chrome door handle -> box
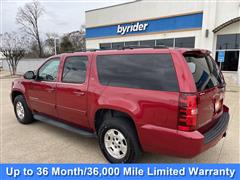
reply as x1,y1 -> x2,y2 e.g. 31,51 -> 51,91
199,92 -> 205,96
29,97 -> 39,101
73,91 -> 85,96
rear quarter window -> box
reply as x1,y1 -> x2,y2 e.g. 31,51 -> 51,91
96,54 -> 179,91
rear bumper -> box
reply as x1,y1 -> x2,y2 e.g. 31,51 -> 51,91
203,112 -> 229,144
139,106 -> 230,158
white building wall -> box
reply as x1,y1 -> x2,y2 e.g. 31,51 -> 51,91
215,1 -> 240,27
86,0 -> 204,28
86,0 -> 240,52
86,0 -> 240,75
216,21 -> 240,35
199,1 -> 217,52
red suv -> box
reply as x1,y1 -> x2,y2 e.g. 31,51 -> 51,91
11,48 -> 229,163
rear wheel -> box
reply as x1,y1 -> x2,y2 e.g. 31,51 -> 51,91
98,116 -> 142,163
14,95 -> 34,124
104,128 -> 128,160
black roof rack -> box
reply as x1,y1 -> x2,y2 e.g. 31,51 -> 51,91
74,45 -> 168,52
118,45 -> 168,50
75,48 -> 100,52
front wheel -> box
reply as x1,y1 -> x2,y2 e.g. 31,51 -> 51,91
14,95 -> 34,124
98,117 -> 142,163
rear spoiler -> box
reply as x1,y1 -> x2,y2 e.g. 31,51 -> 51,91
183,49 -> 211,56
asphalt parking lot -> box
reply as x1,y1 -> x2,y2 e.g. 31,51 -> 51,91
0,71 -> 239,163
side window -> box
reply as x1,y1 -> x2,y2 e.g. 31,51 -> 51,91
62,56 -> 88,84
38,58 -> 60,81
96,54 -> 179,91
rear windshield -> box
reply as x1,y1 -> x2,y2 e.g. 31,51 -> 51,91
184,53 -> 224,91
96,54 -> 179,91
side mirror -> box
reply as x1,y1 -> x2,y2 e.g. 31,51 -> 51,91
23,71 -> 35,79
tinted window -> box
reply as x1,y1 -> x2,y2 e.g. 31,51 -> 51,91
140,40 -> 155,47
175,37 -> 195,48
112,42 -> 124,49
216,34 -> 240,50
62,56 -> 88,83
97,54 -> 179,91
100,43 -> 111,50
125,41 -> 139,46
184,54 -> 223,91
215,51 -> 239,71
156,38 -> 174,47
38,58 -> 60,81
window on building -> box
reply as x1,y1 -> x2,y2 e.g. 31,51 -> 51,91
216,34 -> 240,50
175,37 -> 195,48
215,51 -> 239,71
125,41 -> 139,46
140,40 -> 155,47
62,56 -> 88,83
96,54 -> 179,91
156,38 -> 174,47
99,36 -> 196,50
112,42 -> 124,49
100,43 -> 111,50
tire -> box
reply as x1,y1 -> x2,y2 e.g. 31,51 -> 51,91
14,95 -> 34,124
98,115 -> 142,163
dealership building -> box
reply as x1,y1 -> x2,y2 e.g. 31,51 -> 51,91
85,0 -> 240,72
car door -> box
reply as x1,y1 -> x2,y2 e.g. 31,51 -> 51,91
56,55 -> 89,127
28,58 -> 60,117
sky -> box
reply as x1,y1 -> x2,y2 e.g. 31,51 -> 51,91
1,0 -> 132,36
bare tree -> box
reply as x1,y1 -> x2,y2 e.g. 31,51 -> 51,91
16,0 -> 44,57
67,25 -> 86,51
0,32 -> 29,75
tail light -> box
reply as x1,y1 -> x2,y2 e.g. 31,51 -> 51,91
178,93 -> 198,131
215,99 -> 223,113
214,91 -> 224,113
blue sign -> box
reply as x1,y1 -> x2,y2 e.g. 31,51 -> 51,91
0,164 -> 239,179
218,51 -> 225,63
86,12 -> 203,39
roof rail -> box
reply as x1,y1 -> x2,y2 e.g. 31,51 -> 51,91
75,48 -> 100,52
74,45 -> 169,52
119,45 -> 168,50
